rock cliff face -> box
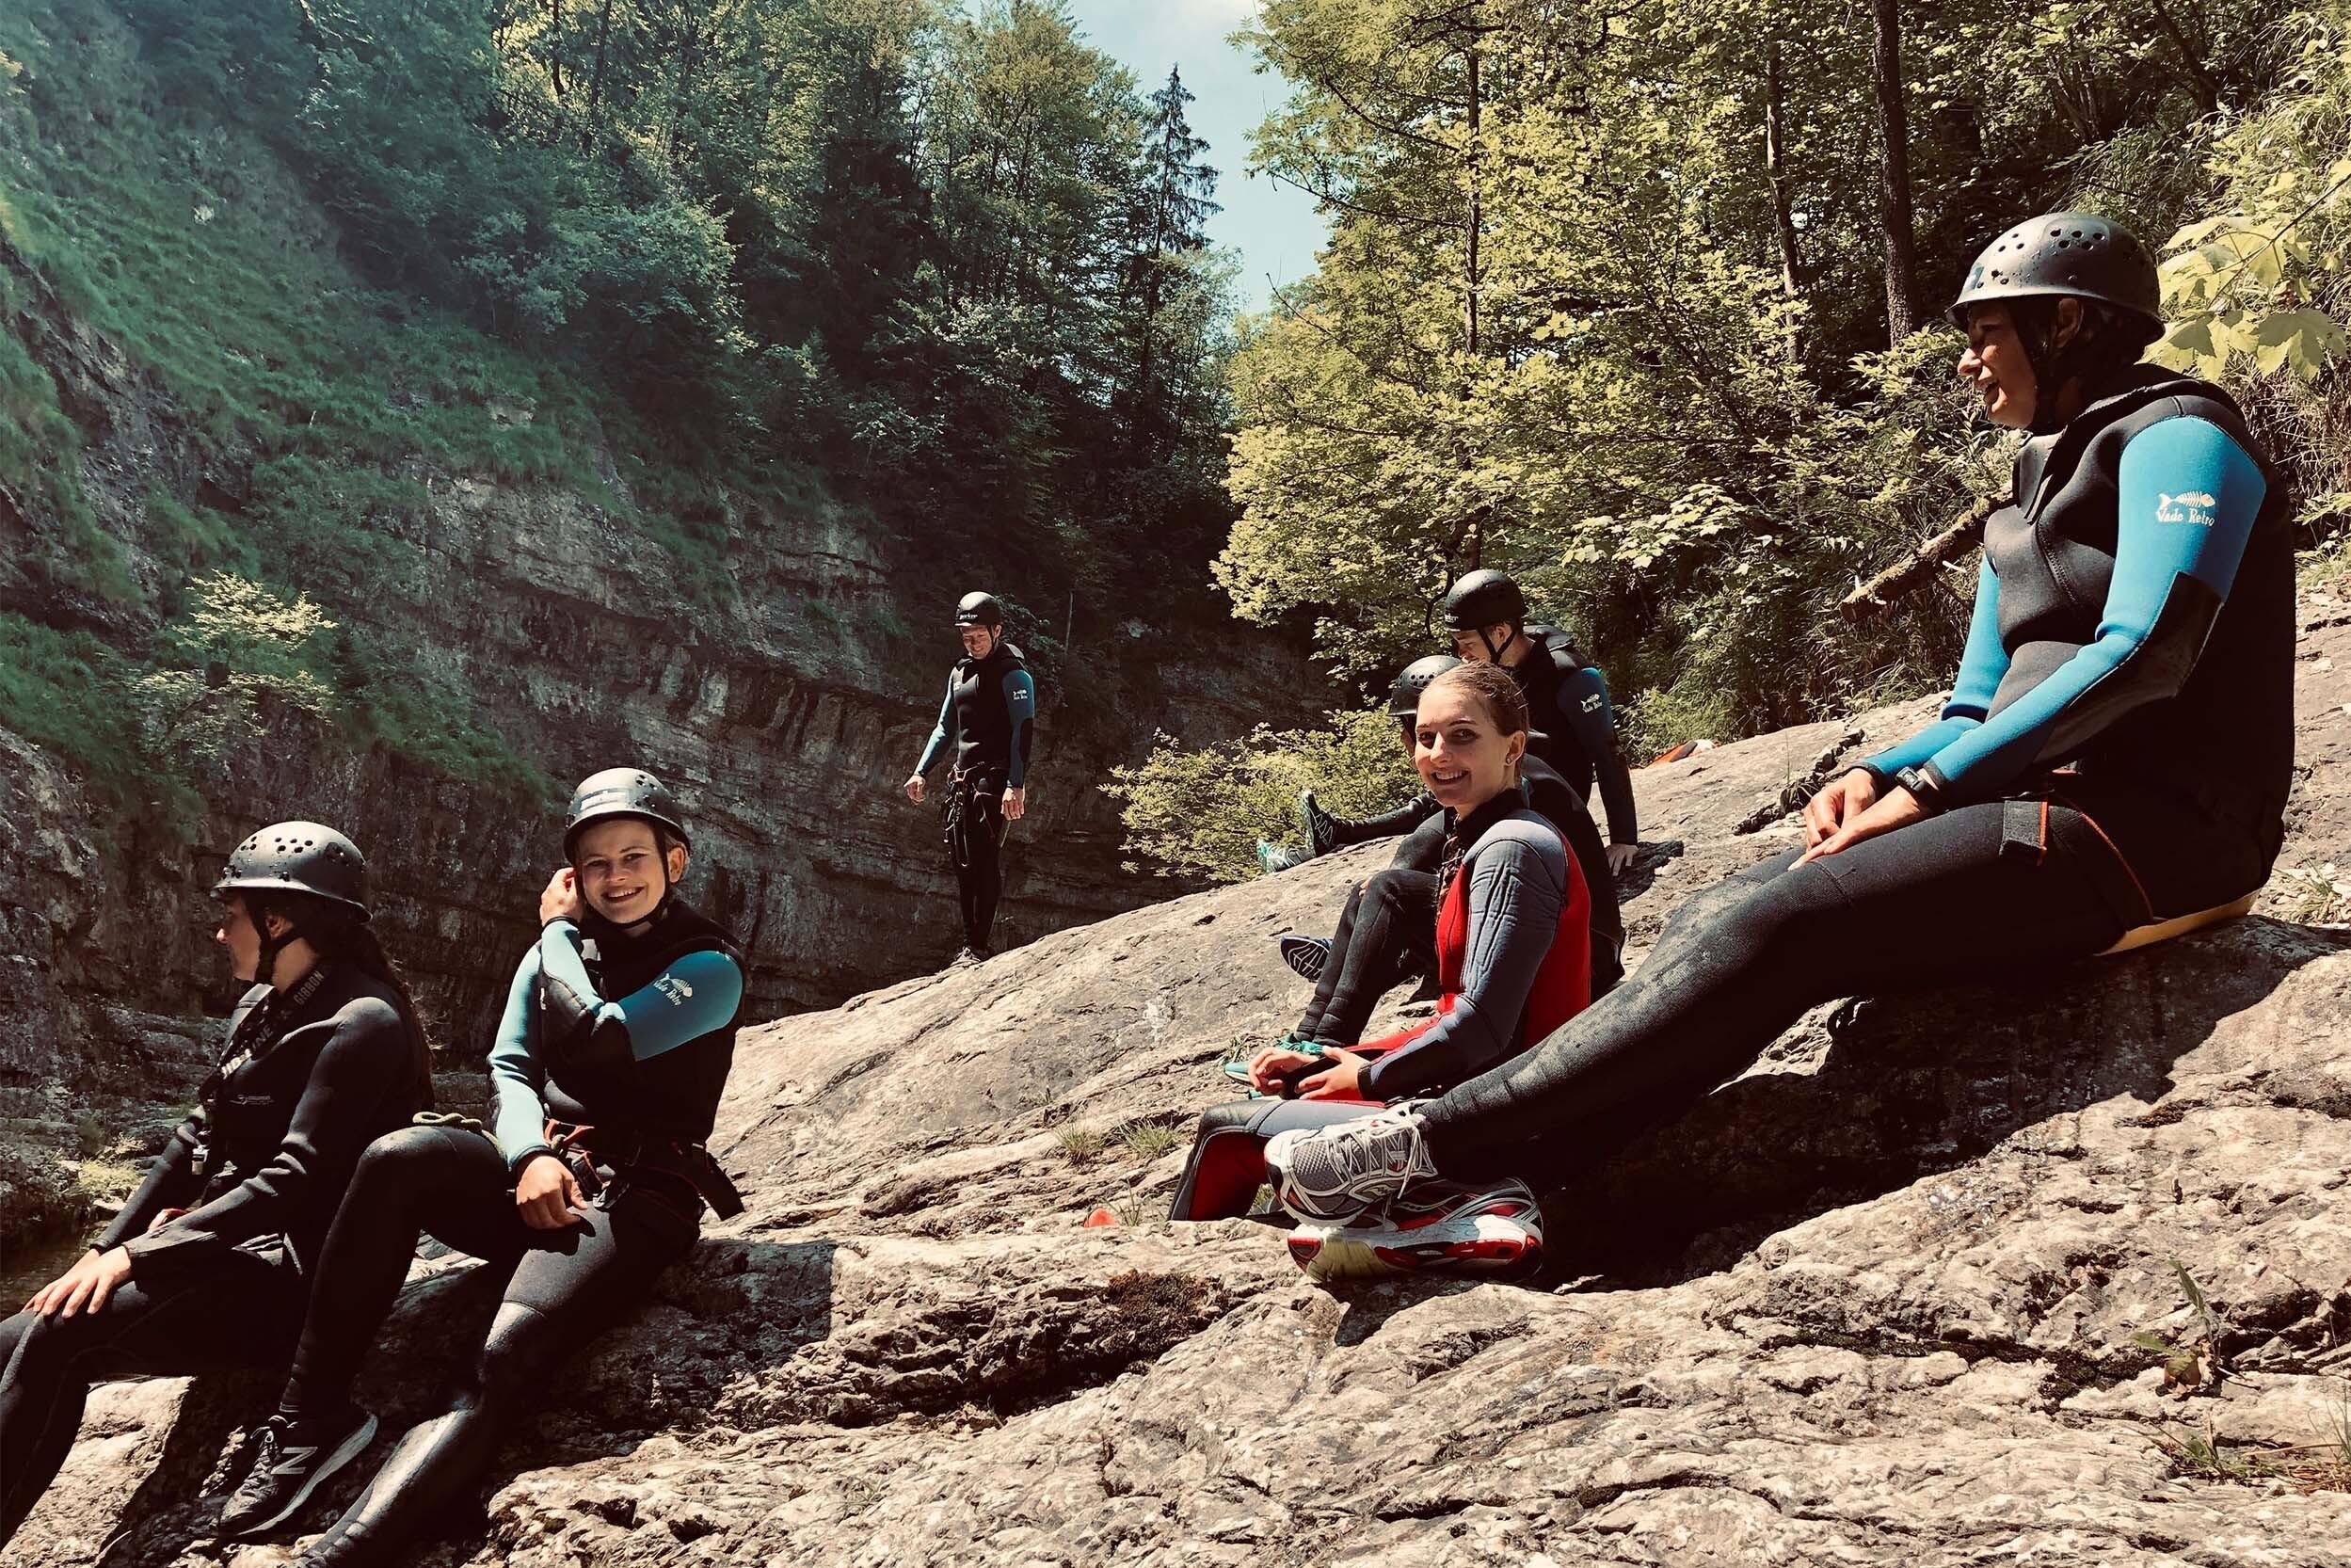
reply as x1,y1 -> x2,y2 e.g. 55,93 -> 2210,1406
8,605 -> 2347,1568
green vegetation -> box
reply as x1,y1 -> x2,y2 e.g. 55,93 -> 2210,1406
1105,709 -> 1415,882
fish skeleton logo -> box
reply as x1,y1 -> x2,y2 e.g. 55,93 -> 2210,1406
2155,490 -> 2218,527
656,975 -> 696,1005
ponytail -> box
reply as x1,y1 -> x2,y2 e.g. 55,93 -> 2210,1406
264,896 -> 437,1110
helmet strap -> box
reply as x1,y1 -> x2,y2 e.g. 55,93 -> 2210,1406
1480,625 -> 1519,664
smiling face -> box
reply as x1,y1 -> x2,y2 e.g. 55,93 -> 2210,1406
574,818 -> 688,927
1413,680 -> 1527,813
959,623 -> 998,659
1957,302 -> 2039,429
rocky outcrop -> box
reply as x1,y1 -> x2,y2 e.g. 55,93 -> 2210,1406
8,608 -> 2347,1567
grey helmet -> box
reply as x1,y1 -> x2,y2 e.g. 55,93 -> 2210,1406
214,822 -> 370,920
564,768 -> 691,859
1949,212 -> 2161,335
1387,654 -> 1464,721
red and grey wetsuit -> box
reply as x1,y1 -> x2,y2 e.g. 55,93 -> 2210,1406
1172,794 -> 1591,1221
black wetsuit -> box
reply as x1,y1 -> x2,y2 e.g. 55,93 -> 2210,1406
1414,369 -> 2295,1191
278,903 -> 744,1568
0,968 -> 426,1546
1294,759 -> 1626,1051
1513,628 -> 1639,853
914,641 -> 1038,955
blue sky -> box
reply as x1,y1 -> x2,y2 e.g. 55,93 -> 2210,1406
1064,0 -> 1329,312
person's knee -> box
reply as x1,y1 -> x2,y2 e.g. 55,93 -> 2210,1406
472,1301 -> 560,1406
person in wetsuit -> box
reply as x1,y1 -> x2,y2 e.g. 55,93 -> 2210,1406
213,769 -> 747,1558
1264,211 -> 2295,1228
1174,664 -> 1591,1279
0,824 -> 431,1549
904,591 -> 1039,963
1272,655 -> 1627,1000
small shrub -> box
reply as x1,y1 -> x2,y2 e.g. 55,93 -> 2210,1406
1120,1123 -> 1182,1162
1054,1126 -> 1104,1162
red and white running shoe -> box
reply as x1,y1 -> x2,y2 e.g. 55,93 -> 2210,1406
1284,1178 -> 1543,1282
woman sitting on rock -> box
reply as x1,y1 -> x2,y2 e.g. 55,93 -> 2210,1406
212,769 -> 747,1562
1263,213 -> 2295,1241
0,824 -> 432,1549
1172,662 -> 1591,1278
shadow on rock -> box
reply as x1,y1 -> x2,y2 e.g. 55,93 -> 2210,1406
1550,917 -> 2350,1288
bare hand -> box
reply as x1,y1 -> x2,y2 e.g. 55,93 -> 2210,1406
1803,769 -> 1880,848
1797,786 -> 1929,866
1297,1048 -> 1370,1101
1605,841 -> 1639,876
904,774 -> 926,805
1247,1047 -> 1322,1096
145,1206 -> 190,1234
539,867 -> 582,926
1003,785 -> 1027,823
25,1247 -> 133,1318
515,1153 -> 588,1230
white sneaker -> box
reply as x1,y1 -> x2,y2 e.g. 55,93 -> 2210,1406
1265,1103 -> 1437,1222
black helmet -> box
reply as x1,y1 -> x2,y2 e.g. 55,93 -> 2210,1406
213,822 -> 371,920
1441,569 -> 1527,632
564,768 -> 691,859
955,591 -> 1005,629
1949,212 -> 2161,334
1387,654 -> 1464,721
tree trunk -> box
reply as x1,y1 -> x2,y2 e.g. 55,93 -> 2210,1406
1763,42 -> 1803,312
1869,0 -> 1922,343
1463,31 -> 1481,360
586,0 -> 616,128
549,0 -> 565,101
2142,0 -> 2222,115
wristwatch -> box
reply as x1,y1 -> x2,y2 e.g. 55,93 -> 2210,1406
1893,764 -> 1948,813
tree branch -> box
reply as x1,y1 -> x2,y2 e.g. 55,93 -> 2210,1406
1836,491 -> 2007,623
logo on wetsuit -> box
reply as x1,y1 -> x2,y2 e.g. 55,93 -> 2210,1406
2155,490 -> 2217,528
1579,692 -> 1604,713
655,974 -> 696,1005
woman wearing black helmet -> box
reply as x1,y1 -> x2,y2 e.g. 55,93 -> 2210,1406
211,769 -> 746,1560
0,824 -> 431,1548
1263,212 -> 2295,1235
904,590 -> 1040,963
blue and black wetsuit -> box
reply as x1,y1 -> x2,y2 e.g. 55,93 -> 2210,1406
1402,367 -> 2294,1191
0,968 -> 426,1546
269,904 -> 744,1568
913,639 -> 1038,955
1516,628 -> 1639,854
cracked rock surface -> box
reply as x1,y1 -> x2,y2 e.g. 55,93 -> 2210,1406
8,616 -> 2349,1567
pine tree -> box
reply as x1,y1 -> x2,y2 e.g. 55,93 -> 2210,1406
1119,66 -> 1220,455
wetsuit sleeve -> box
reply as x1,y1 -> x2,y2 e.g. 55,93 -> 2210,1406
1859,558 -> 2009,781
1360,824 -> 1573,1102
1002,667 -> 1037,788
536,920 -> 744,1065
488,949 -> 555,1172
1561,665 -> 1638,844
90,1121 -> 203,1253
1914,417 -> 2266,804
1333,793 -> 1441,849
914,675 -> 953,777
120,999 -> 408,1274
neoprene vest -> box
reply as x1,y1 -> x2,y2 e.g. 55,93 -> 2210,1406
946,642 -> 1030,781
542,902 -> 744,1145
1991,369 -> 2295,907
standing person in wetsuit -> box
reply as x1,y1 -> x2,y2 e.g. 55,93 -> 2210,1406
1173,664 -> 1591,1278
903,591 -> 1039,963
0,825 -> 431,1548
1265,212 -> 2295,1232
213,769 -> 747,1559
